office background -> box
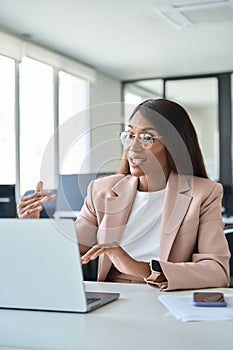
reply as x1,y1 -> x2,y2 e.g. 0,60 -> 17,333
0,0 -> 233,213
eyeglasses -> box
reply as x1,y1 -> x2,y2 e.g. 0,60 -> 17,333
118,131 -> 161,149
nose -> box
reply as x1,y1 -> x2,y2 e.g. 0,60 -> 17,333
129,135 -> 143,151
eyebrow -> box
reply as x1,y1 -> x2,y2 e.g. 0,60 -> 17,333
128,124 -> 157,132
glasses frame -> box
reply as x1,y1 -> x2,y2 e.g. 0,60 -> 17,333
118,131 -> 161,149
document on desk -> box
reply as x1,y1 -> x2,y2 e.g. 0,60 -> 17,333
158,294 -> 233,322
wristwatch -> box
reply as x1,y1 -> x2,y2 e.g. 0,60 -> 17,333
151,259 -> 162,273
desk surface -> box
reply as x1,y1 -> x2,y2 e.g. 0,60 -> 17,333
0,282 -> 232,350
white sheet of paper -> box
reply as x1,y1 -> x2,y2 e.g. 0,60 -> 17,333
158,294 -> 233,322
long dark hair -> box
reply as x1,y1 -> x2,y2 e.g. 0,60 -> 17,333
118,98 -> 208,178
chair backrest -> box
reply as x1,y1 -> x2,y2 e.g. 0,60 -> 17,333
0,185 -> 17,218
222,185 -> 233,217
23,190 -> 57,218
224,225 -> 233,286
55,173 -> 110,212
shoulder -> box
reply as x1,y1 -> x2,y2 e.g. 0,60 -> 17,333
169,172 -> 223,198
193,176 -> 222,194
87,173 -> 135,193
95,173 -> 126,183
93,173 -> 127,188
86,174 -> 137,208
189,176 -> 223,205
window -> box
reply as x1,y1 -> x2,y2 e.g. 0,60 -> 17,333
0,36 -> 92,199
232,73 -> 233,175
18,59 -> 90,195
0,55 -> 16,184
19,57 -> 54,195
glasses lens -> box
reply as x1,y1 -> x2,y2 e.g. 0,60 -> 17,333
138,134 -> 153,149
120,132 -> 132,145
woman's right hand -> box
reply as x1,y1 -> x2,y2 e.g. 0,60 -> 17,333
17,181 -> 56,219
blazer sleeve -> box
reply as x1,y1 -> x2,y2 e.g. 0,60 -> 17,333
146,182 -> 231,291
75,180 -> 98,248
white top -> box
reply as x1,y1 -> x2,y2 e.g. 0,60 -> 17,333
120,189 -> 166,262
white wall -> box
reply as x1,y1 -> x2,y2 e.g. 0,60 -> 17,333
89,71 -> 123,173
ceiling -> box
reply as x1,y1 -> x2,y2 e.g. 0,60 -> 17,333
0,0 -> 233,81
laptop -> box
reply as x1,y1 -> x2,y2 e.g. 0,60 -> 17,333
54,173 -> 109,218
0,218 -> 119,313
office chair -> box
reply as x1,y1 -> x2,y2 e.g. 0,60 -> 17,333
56,173 -> 111,214
23,189 -> 57,218
0,184 -> 17,218
224,225 -> 233,287
222,185 -> 233,217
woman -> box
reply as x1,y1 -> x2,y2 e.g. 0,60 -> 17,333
18,99 -> 230,291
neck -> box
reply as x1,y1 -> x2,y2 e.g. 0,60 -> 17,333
138,170 -> 169,192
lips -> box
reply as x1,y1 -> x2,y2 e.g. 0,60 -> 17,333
128,151 -> 146,166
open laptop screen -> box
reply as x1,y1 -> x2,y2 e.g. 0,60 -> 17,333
0,218 -> 119,313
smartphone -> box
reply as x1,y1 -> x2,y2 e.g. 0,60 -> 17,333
193,292 -> 227,307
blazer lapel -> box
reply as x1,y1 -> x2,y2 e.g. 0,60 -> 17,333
98,172 -> 193,279
160,173 -> 193,261
97,175 -> 138,281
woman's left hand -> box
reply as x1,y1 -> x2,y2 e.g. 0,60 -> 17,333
80,242 -> 151,279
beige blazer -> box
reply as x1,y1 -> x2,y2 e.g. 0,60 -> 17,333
76,172 -> 230,291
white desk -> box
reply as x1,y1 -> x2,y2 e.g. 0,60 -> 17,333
0,282 -> 232,350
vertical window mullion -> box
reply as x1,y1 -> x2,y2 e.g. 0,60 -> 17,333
15,60 -> 20,202
53,68 -> 59,189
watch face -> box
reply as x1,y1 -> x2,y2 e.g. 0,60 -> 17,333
152,260 -> 162,272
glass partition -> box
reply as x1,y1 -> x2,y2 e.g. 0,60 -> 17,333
165,78 -> 219,180
124,79 -> 163,123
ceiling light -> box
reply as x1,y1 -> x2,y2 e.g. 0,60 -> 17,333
152,0 -> 233,29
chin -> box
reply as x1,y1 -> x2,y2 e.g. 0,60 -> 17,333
129,166 -> 144,177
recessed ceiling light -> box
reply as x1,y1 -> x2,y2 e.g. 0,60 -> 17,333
152,0 -> 233,29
